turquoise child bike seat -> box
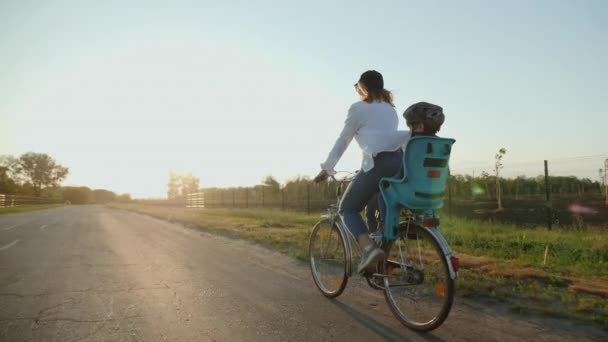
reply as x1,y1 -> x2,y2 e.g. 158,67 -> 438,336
379,136 -> 456,240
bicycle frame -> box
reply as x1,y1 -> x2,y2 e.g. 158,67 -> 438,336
322,174 -> 457,280
320,175 -> 366,277
321,205 -> 359,277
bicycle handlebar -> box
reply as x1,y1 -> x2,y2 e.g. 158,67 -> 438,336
328,171 -> 357,198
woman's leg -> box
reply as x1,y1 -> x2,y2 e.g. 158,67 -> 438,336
339,150 -> 403,241
339,171 -> 378,239
365,193 -> 380,232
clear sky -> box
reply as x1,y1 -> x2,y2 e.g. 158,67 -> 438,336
1,0 -> 607,198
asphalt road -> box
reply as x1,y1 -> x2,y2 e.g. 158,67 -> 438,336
0,206 -> 606,341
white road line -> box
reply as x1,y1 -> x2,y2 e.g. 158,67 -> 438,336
3,225 -> 18,231
40,225 -> 48,230
0,239 -> 19,251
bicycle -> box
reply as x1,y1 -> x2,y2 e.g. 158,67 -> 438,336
309,136 -> 458,332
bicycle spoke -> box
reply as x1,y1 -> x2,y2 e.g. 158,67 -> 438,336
309,219 -> 348,298
383,224 -> 454,331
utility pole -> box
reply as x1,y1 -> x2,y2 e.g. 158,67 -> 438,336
604,159 -> 608,207
306,182 -> 311,214
544,160 -> 551,230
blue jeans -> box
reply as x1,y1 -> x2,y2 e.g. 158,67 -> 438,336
339,150 -> 403,238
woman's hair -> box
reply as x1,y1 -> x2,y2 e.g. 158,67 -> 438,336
358,70 -> 395,107
361,85 -> 395,107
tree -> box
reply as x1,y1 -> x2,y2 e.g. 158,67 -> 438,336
514,175 -> 526,199
180,173 -> 200,195
12,152 -> 68,196
262,175 -> 281,192
91,189 -> 117,203
494,148 -> 507,211
167,172 -> 200,199
600,168 -> 604,196
0,166 -> 18,194
167,172 -> 181,199
40,186 -> 62,199
479,171 -> 491,198
117,193 -> 132,202
62,186 -> 91,204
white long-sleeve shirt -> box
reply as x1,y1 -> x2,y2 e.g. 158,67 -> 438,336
321,101 -> 409,175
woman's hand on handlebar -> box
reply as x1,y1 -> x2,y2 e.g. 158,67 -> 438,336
313,170 -> 330,183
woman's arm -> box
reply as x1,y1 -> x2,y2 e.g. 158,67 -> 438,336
319,107 -> 359,176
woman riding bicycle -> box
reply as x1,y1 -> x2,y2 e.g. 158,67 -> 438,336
313,70 -> 405,274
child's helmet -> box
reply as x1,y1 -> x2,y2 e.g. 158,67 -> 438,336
403,102 -> 445,132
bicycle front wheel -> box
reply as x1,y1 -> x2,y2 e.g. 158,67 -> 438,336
383,223 -> 454,331
309,218 -> 348,298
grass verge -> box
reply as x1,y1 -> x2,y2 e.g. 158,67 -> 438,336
108,203 -> 608,330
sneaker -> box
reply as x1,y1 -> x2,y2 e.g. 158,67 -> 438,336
357,246 -> 385,274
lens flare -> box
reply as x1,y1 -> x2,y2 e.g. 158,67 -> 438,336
568,204 -> 598,215
471,184 -> 484,195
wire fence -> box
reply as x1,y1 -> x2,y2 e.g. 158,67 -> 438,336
138,183 -> 607,228
138,187 -> 335,212
139,156 -> 608,228
451,153 -> 608,181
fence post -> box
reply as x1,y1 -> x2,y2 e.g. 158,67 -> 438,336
262,186 -> 265,208
307,182 -> 311,214
245,189 -> 248,208
544,160 -> 552,230
604,159 -> 608,207
281,189 -> 285,210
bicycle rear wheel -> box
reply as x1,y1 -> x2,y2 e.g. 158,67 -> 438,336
309,219 -> 348,298
382,223 -> 454,331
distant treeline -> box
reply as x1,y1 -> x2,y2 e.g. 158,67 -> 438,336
1,152 -> 131,204
205,174 -> 604,199
1,184 -> 132,205
448,174 -> 602,199
61,187 -> 132,204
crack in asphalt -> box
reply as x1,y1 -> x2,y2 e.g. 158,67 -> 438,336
0,272 -> 22,287
0,315 -> 142,324
0,293 -> 25,298
34,300 -> 75,323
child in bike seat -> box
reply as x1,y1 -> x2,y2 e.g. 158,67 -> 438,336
368,102 -> 446,238
403,101 -> 445,139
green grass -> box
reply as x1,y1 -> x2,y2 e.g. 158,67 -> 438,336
109,204 -> 608,278
0,204 -> 65,215
109,203 -> 608,330
456,269 -> 608,329
439,216 -> 608,278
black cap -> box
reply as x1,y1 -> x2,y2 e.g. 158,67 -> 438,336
358,70 -> 384,91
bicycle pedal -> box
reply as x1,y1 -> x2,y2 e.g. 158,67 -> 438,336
361,269 -> 374,277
